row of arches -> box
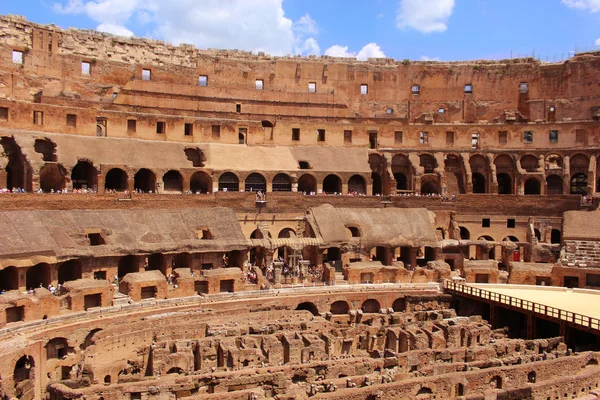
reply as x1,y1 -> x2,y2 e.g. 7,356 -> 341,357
296,298 -> 406,316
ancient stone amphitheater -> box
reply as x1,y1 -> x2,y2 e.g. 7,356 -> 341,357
2,14 -> 600,400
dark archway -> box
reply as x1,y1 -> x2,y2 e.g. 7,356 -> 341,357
394,172 -> 408,191
497,173 -> 512,194
524,178 -> 541,195
421,181 -> 439,195
163,170 -> 183,193
40,163 -> 66,192
134,169 -> 156,193
330,300 -> 350,314
26,263 -> 51,289
459,227 -> 470,240
546,175 -> 563,195
245,172 -> 266,192
571,173 -> 588,195
190,171 -> 211,193
371,172 -> 382,195
14,355 -> 35,386
392,298 -> 406,312
58,260 -> 82,284
118,255 -> 138,279
348,174 -> 366,194
71,161 -> 97,190
0,266 -> 19,291
1,136 -> 33,191
296,302 -> 319,316
323,174 -> 342,194
361,299 -> 381,313
472,172 -> 486,193
551,229 -> 561,244
272,173 -> 292,192
298,174 -> 317,193
104,168 -> 127,191
218,172 -> 239,192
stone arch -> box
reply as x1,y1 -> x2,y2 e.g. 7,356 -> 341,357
497,173 -> 513,194
419,153 -> 437,173
298,174 -> 317,193
546,175 -> 563,195
14,355 -> 35,387
330,300 -> 350,314
472,172 -> 487,194
26,263 -> 51,289
348,174 -> 366,194
104,168 -> 127,191
118,255 -> 139,279
40,163 -> 67,192
421,175 -> 440,194
278,228 -> 296,239
520,154 -> 540,172
346,225 -> 361,238
244,172 -> 266,192
296,302 -> 319,316
392,154 -> 412,191
444,153 -> 466,194
459,227 -> 470,240
524,177 -> 541,195
1,136 -> 33,191
545,154 -> 563,170
0,266 -> 19,291
491,375 -> 502,389
527,371 -> 536,383
272,173 -> 292,192
190,171 -> 211,193
184,147 -> 204,167
34,138 -> 57,162
392,298 -> 406,312
46,337 -> 71,359
134,168 -> 156,193
571,173 -> 588,195
361,299 -> 381,313
58,259 -> 82,284
570,153 -> 590,175
71,161 -> 98,190
163,170 -> 183,193
323,174 -> 342,194
470,155 -> 489,193
218,172 -> 239,192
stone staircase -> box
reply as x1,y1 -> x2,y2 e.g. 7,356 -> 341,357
112,290 -> 132,307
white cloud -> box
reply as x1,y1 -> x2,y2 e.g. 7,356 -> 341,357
52,0 -> 320,56
324,43 -> 386,60
396,0 -> 455,33
561,0 -> 600,12
420,55 -> 441,61
376,13 -> 384,19
596,37 -> 600,46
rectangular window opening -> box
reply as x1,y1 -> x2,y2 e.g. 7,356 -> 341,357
199,75 -> 208,87
94,271 -> 107,280
292,128 -> 300,141
141,69 -> 151,81
394,131 -> 403,144
482,218 -> 490,228
419,131 -> 428,144
198,229 -> 212,240
317,129 -> 325,142
235,104 -> 241,113
156,121 -> 166,134
519,82 -> 529,93
212,125 -> 221,138
87,233 -> 105,246
127,119 -> 137,133
343,130 -> 352,144
255,79 -> 264,90
549,130 -> 559,143
360,84 -> 368,95
308,82 -> 316,93
33,111 -> 44,125
446,131 -> 454,145
464,84 -> 473,94
66,114 -> 77,127
184,123 -> 193,136
471,133 -> 480,149
411,84 -> 420,95
386,108 -> 393,114
0,107 -> 8,120
507,219 -> 516,228
369,131 -> 378,149
12,50 -> 23,64
524,131 -> 533,144
438,108 -> 446,114
499,131 -> 508,144
81,61 -> 91,75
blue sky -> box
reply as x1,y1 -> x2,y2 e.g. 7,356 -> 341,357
1,0 -> 599,62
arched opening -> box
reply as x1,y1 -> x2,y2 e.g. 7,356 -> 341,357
278,228 -> 296,239
419,154 -> 437,173
323,174 -> 342,194
346,226 -> 360,238
0,266 -> 19,291
104,375 -> 111,384
26,263 -> 51,289
394,172 -> 408,191
520,155 -> 539,172
1,136 -> 33,191
272,173 -> 292,192
163,170 -> 183,193
330,300 -> 349,315
545,154 -> 563,170
118,255 -> 138,279
250,229 -> 265,239
81,328 -> 103,350
416,387 -> 433,396
456,383 -> 465,396
361,299 -> 381,313
524,178 -> 541,195
34,138 -> 57,161
147,254 -> 166,275
371,172 -> 382,195
421,181 -> 439,195
46,338 -> 71,359
477,236 -> 495,260
14,355 -> 35,385
167,367 -> 183,375
472,172 -> 486,193
571,173 -> 588,195
504,236 -> 519,243
551,229 -> 561,244
71,161 -> 97,190
459,227 -> 470,240
491,376 -> 502,389
497,173 -> 512,194
244,172 -> 266,192
298,174 -> 317,193
134,169 -> 156,193
392,298 -> 406,312
40,163 -> 66,192
104,168 -> 127,191
58,260 -> 82,284
546,175 -> 563,195
218,172 -> 239,192
190,171 -> 211,193
184,148 -> 204,167
296,302 -> 319,316
527,371 -> 536,383
348,175 -> 366,194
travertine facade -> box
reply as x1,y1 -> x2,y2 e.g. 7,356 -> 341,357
1,14 -> 600,400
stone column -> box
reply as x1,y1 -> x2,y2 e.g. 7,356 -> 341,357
588,154 -> 596,195
127,177 -> 135,192
563,155 -> 571,195
273,262 -> 283,285
461,153 -> 473,193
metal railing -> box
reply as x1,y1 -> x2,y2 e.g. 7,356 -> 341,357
444,280 -> 600,331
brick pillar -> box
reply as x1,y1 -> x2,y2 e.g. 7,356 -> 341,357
563,155 -> 571,195
588,154 -> 596,195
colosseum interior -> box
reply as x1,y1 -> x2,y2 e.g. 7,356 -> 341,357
2,13 -> 600,400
